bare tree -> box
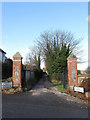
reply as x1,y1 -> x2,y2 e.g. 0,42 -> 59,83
25,30 -> 84,70
25,45 -> 42,69
36,30 -> 83,62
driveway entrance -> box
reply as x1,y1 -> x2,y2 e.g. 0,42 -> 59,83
2,78 -> 88,118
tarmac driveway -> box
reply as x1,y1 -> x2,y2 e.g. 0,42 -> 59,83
2,78 -> 88,118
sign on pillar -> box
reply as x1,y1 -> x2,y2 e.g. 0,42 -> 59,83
13,52 -> 22,87
67,53 -> 78,92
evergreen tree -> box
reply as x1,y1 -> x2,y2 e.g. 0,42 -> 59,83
36,30 -> 81,76
45,41 -> 53,75
60,43 -> 70,71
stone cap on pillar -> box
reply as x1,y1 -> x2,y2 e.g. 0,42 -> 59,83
67,53 -> 77,60
13,52 -> 23,59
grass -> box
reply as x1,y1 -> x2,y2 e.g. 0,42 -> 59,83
51,80 -> 67,93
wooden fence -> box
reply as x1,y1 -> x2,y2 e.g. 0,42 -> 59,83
22,69 -> 43,89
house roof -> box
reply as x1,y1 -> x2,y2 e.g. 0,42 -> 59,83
0,48 -> 6,54
13,52 -> 22,58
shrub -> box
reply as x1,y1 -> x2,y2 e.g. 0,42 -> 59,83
79,78 -> 90,92
1,77 -> 12,82
7,77 -> 12,82
77,70 -> 81,75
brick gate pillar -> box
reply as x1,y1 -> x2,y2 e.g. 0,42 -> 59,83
12,52 -> 22,87
67,53 -> 78,92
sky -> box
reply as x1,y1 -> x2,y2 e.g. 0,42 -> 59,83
1,2 -> 88,70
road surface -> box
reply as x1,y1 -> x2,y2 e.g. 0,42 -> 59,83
2,78 -> 88,118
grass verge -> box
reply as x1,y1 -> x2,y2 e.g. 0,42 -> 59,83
51,80 -> 67,93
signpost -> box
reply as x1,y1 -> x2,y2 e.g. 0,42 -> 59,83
74,86 -> 84,93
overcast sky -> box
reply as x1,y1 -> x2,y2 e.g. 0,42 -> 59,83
1,2 -> 88,70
